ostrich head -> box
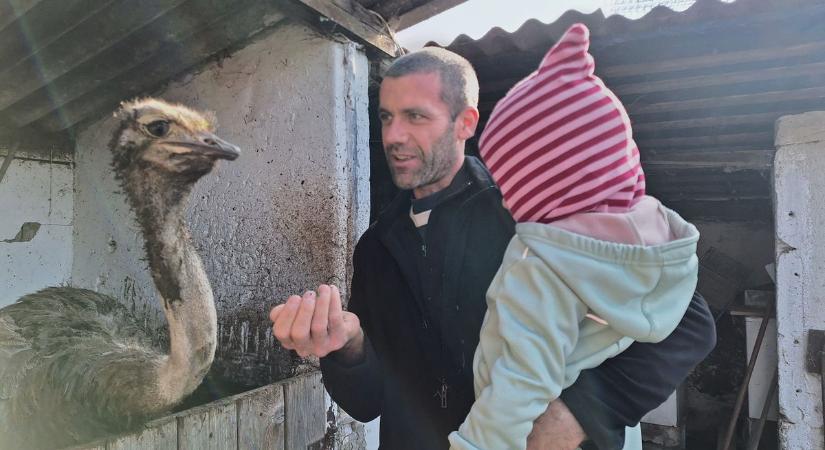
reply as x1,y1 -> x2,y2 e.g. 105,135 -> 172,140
110,98 -> 240,187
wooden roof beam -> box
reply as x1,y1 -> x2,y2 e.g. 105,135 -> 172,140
284,0 -> 403,57
390,0 -> 468,31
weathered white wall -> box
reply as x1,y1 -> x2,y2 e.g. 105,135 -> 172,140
72,21 -> 371,389
774,111 -> 825,450
0,150 -> 73,306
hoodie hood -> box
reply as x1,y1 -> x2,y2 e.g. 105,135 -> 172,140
516,206 -> 699,341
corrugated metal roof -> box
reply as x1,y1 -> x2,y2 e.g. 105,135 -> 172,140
0,0 -> 457,153
435,0 -> 825,221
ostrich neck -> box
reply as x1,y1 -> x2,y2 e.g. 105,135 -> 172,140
128,176 -> 217,403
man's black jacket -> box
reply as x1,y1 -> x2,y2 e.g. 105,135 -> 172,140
320,156 -> 716,449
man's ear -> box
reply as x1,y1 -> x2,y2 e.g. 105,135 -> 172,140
455,106 -> 480,141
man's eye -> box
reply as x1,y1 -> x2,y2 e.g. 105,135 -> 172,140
379,113 -> 391,123
409,112 -> 426,121
146,120 -> 170,137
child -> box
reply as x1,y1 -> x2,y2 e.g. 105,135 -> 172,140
448,24 -> 700,450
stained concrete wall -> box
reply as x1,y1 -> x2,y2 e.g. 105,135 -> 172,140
0,149 -> 73,307
72,21 -> 370,390
774,111 -> 825,450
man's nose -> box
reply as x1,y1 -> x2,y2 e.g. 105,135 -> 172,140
382,119 -> 407,145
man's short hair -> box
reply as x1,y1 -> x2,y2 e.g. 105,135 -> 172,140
384,47 -> 479,119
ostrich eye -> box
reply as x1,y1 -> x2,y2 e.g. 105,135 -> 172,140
145,120 -> 170,137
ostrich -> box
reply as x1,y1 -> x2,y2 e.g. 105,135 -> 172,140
0,98 -> 240,449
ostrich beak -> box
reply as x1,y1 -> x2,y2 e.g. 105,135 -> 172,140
168,133 -> 241,161
194,132 -> 241,161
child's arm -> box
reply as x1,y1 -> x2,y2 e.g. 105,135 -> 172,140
448,254 -> 588,450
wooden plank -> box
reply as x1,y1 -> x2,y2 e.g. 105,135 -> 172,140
62,440 -> 107,450
35,2 -> 287,131
0,0 -> 44,32
646,165 -> 771,189
663,198 -> 772,222
0,128 -> 73,161
107,417 -> 177,450
390,0 -> 468,31
599,41 -> 825,78
0,0 -> 115,69
612,60 -> 825,96
286,0 -> 399,57
478,86 -> 825,118
7,0 -> 254,127
63,376 -> 314,450
0,0 -> 191,111
479,77 -> 532,95
177,399 -> 238,450
636,132 -> 774,149
284,372 -> 326,450
480,59 -> 825,96
632,112 -> 783,133
641,149 -> 774,170
627,87 -> 825,115
238,384 -> 286,450
729,305 -> 776,318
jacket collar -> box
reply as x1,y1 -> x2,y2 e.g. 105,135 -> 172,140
373,156 -> 497,237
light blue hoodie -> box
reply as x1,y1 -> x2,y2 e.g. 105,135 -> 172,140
449,206 -> 699,450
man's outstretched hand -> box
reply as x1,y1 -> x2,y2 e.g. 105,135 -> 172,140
270,284 -> 364,362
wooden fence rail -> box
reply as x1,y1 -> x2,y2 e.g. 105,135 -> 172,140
68,371 -> 326,450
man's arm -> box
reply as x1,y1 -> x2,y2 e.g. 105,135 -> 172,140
319,332 -> 384,422
270,241 -> 386,423
319,276 -> 384,422
531,291 -> 716,450
320,244 -> 386,422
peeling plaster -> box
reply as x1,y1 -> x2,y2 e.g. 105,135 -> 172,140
2,222 -> 41,243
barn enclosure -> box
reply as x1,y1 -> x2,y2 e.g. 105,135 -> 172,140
1,0 -> 824,449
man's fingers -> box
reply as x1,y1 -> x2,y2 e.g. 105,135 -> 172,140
272,287 -> 349,358
328,284 -> 344,330
273,295 -> 301,348
269,304 -> 285,323
311,285 -> 331,339
290,290 -> 316,348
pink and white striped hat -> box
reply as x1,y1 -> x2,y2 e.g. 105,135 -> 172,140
479,23 -> 645,224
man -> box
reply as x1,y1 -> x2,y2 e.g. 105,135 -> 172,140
270,47 -> 716,449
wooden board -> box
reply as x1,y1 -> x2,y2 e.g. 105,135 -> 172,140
238,384 -> 286,450
60,373 -> 327,450
63,440 -> 106,450
107,417 -> 177,450
177,399 -> 238,450
284,372 -> 326,450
